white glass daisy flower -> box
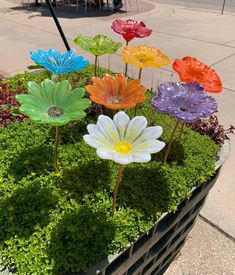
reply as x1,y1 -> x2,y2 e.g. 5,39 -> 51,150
83,111 -> 165,165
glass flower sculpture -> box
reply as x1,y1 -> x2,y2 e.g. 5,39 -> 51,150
85,73 -> 147,110
30,48 -> 89,75
16,79 -> 91,172
151,82 -> 218,163
16,80 -> 90,125
172,56 -> 222,93
111,19 -> 152,44
151,82 -> 218,123
122,45 -> 170,79
74,35 -> 122,76
83,111 -> 165,214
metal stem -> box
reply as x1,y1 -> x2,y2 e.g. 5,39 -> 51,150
45,0 -> 71,51
163,120 -> 180,164
112,164 -> 124,215
221,0 -> 226,14
124,40 -> 129,76
94,55 -> 98,77
138,67 -> 143,80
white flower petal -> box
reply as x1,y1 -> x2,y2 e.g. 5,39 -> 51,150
97,148 -> 115,160
87,124 -> 113,146
87,124 -> 101,136
112,153 -> 133,165
97,115 -> 120,144
133,140 -> 165,153
83,135 -> 104,148
125,116 -> 147,143
132,153 -> 151,163
113,111 -> 130,140
133,126 -> 163,145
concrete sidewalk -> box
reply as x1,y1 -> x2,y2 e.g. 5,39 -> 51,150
0,0 -> 235,273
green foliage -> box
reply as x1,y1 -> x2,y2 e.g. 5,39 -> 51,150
0,70 -> 220,274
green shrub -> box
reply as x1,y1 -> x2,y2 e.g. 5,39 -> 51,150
0,69 -> 219,274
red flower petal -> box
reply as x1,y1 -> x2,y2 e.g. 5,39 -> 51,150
111,19 -> 152,42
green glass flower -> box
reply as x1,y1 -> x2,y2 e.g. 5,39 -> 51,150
74,35 -> 122,56
16,79 -> 91,126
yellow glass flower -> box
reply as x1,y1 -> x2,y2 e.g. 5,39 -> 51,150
121,45 -> 171,69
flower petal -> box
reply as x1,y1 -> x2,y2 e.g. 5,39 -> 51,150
133,140 -> 165,153
133,126 -> 163,145
113,111 -> 130,140
111,153 -> 133,165
96,147 -> 115,160
83,135 -> 110,149
132,153 -> 151,162
87,124 -> 113,147
125,116 -> 147,143
97,115 -> 120,143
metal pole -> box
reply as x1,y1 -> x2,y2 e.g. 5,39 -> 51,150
45,0 -> 71,51
221,0 -> 226,14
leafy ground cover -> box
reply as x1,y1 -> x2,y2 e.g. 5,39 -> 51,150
0,66 -> 219,274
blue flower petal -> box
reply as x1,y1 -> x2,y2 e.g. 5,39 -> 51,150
30,48 -> 89,74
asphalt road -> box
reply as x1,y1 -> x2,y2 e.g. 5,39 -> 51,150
153,0 -> 235,13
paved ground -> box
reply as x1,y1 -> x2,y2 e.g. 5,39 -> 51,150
165,217 -> 235,275
154,0 -> 235,13
0,0 -> 235,274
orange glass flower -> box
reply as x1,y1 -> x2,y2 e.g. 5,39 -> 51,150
85,73 -> 147,110
121,45 -> 171,69
173,56 -> 222,93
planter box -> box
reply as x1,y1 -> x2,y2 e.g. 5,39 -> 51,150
84,140 -> 230,275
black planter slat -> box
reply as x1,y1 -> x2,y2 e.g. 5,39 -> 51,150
137,207 -> 200,275
103,169 -> 220,275
147,219 -> 197,275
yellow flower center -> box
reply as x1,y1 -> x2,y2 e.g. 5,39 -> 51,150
136,53 -> 153,64
114,141 -> 132,154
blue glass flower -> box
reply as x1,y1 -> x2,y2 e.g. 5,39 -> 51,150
151,82 -> 218,123
30,48 -> 89,75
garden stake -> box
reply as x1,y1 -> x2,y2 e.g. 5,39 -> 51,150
124,41 -> 129,76
112,164 -> 124,215
45,0 -> 71,51
94,55 -> 98,76
138,67 -> 143,80
53,126 -> 60,173
163,120 -> 180,164
134,68 -> 143,116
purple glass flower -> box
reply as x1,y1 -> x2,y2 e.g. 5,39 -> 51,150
151,82 -> 218,123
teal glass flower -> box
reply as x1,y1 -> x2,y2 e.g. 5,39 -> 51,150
74,35 -> 122,56
16,79 -> 91,126
30,48 -> 89,75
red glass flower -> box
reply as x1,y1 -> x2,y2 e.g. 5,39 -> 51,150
111,19 -> 152,43
173,56 -> 222,93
